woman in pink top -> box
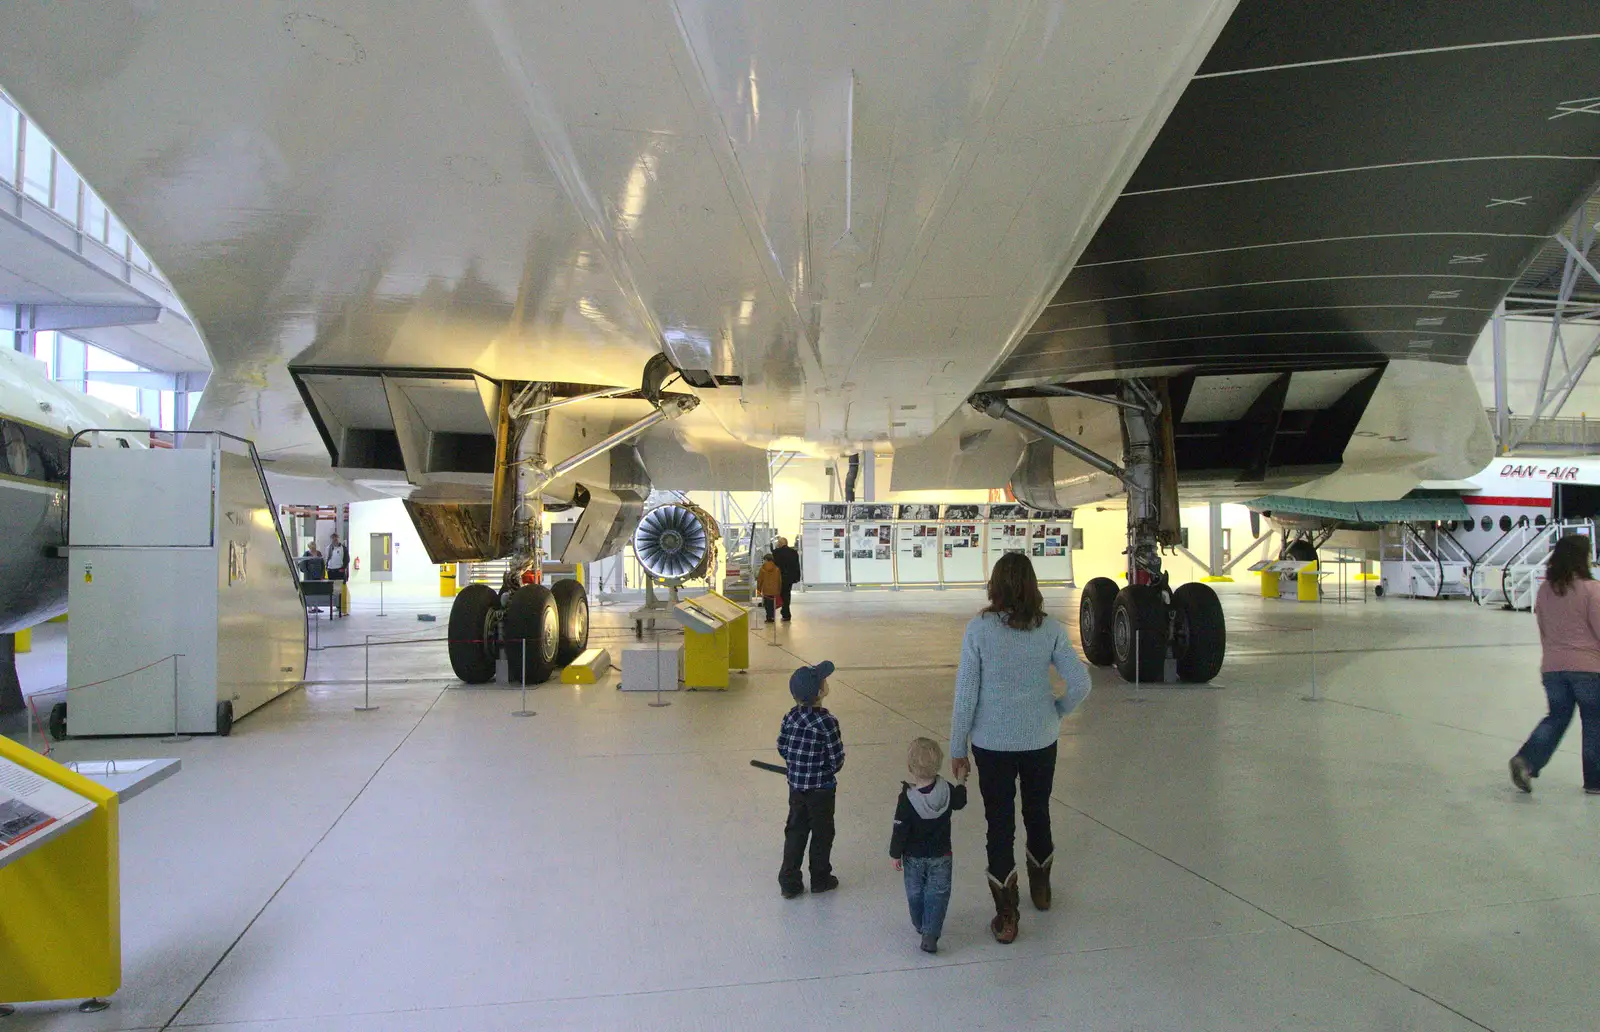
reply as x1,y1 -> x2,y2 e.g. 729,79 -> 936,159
1510,534 -> 1600,795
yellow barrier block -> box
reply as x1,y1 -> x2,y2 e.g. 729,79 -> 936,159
14,627 -> 30,653
438,564 -> 458,598
0,736 -> 121,1004
1200,575 -> 1234,583
48,612 -> 68,624
1260,570 -> 1279,598
560,648 -> 612,684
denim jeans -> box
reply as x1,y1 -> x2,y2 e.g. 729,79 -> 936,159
1517,671 -> 1600,789
903,855 -> 953,939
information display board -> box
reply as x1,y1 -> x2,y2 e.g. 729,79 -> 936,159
940,503 -> 988,583
801,521 -> 849,585
0,756 -> 97,871
848,504 -> 896,584
1029,516 -> 1074,582
896,526 -> 940,582
985,518 -> 1032,574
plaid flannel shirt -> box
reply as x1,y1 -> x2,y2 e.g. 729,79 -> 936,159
776,705 -> 845,791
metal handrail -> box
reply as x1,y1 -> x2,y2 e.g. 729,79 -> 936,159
65,427 -> 303,602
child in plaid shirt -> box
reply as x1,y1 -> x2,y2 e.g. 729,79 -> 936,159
776,660 -> 844,898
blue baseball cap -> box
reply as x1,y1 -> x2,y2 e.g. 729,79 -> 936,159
790,660 -> 835,702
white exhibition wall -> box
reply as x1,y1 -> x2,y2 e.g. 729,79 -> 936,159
347,497 -> 439,598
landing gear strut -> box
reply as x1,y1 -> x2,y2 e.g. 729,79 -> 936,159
972,379 -> 1226,683
445,377 -> 694,686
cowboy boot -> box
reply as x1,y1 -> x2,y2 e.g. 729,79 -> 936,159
1026,851 -> 1053,911
987,871 -> 1020,944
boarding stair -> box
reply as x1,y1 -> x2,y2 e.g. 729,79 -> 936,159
1379,523 -> 1472,598
1471,519 -> 1591,610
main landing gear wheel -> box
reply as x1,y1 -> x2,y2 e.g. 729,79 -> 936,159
449,583 -> 501,684
1170,582 -> 1225,683
1079,577 -> 1118,666
1113,584 -> 1168,683
504,583 -> 561,685
49,701 -> 67,741
216,700 -> 235,737
551,579 -> 589,666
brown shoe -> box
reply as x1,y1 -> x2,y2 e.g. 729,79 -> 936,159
987,871 -> 1020,944
1026,851 -> 1053,911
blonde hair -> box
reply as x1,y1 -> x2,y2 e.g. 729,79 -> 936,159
907,737 -> 942,780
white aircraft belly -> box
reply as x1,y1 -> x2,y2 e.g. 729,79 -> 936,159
0,0 -> 1237,471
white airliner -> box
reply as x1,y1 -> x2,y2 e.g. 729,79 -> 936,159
2,1 -> 1596,685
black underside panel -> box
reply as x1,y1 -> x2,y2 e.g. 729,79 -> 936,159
987,3 -> 1600,387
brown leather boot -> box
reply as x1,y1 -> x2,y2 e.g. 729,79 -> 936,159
987,871 -> 1020,944
1026,851 -> 1053,911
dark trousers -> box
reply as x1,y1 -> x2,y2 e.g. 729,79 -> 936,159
973,742 -> 1057,881
779,787 -> 835,890
1517,671 -> 1600,789
762,596 -> 776,622
779,584 -> 794,620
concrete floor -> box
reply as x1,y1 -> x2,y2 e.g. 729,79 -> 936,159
4,584 -> 1596,1031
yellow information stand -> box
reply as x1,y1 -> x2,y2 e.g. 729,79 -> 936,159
671,592 -> 750,690
1296,561 -> 1320,602
0,736 -> 121,1006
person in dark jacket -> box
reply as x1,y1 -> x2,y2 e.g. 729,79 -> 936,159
770,537 -> 802,621
890,737 -> 968,953
776,661 -> 844,898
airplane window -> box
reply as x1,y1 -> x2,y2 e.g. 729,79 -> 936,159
1518,515 -> 1529,528
1499,515 -> 1513,532
1536,515 -> 1548,527
1482,516 -> 1492,532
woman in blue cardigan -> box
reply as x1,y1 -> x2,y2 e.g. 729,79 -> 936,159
949,552 -> 1092,943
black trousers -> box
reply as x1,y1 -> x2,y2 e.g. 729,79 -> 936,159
972,742 -> 1057,881
779,583 -> 794,620
779,787 -> 835,889
762,596 -> 776,622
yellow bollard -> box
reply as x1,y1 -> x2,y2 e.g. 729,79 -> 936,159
439,563 -> 458,598
14,627 -> 31,653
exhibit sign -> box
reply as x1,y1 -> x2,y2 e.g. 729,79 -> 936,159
0,755 -> 98,871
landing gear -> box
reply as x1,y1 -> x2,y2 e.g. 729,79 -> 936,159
1079,577 -> 1118,666
1113,584 -> 1168,682
504,583 -> 560,685
973,378 -> 1229,684
551,578 -> 589,665
1170,582 -> 1225,682
448,583 -> 502,684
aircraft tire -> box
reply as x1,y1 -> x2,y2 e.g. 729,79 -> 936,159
1113,584 -> 1168,683
1171,582 -> 1225,683
449,584 -> 502,684
504,584 -> 560,686
551,579 -> 590,666
216,700 -> 235,737
1079,577 -> 1119,666
49,701 -> 67,741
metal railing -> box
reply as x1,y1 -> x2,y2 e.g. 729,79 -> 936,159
1488,409 -> 1600,452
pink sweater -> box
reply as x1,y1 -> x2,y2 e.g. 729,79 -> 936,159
1536,579 -> 1600,673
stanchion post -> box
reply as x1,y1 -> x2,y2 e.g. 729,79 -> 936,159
356,634 -> 380,712
1302,625 -> 1319,702
649,625 -> 671,707
1135,629 -> 1140,684
161,654 -> 190,743
512,637 -> 536,717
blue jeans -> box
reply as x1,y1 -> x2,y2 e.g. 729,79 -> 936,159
1516,671 -> 1600,789
903,855 -> 953,939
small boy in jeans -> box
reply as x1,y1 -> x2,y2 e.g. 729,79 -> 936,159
776,660 -> 844,898
890,737 -> 967,953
